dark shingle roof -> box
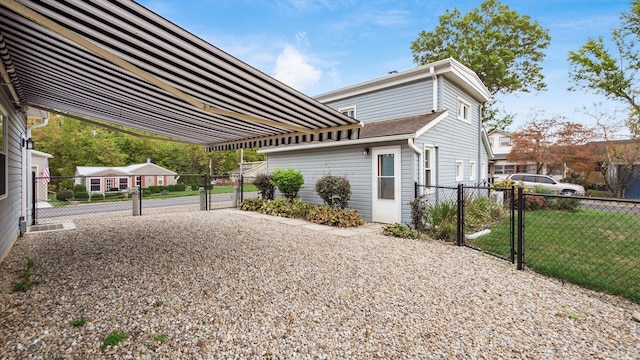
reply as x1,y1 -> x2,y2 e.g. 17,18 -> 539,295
360,111 -> 447,139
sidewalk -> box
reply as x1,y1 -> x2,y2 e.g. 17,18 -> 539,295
221,209 -> 384,237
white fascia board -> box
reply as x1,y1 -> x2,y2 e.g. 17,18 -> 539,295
259,134 -> 413,154
415,110 -> 450,138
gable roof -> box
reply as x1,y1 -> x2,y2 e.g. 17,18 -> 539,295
0,1 -> 362,151
75,163 -> 176,177
315,58 -> 491,104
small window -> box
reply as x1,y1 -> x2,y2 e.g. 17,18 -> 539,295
119,178 -> 128,190
339,106 -> 356,118
90,178 -> 101,192
424,146 -> 435,187
136,176 -> 141,187
456,160 -> 463,182
469,161 -> 476,181
106,178 -> 115,190
499,137 -> 511,147
158,176 -> 164,186
458,99 -> 470,122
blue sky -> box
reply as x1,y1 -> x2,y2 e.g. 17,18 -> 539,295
140,0 -> 632,131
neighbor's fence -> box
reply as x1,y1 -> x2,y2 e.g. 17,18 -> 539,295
414,183 -> 640,303
32,174 -> 258,224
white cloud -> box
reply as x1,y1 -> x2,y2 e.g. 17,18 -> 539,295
273,44 -> 322,91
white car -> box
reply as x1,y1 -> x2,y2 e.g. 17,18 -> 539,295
507,173 -> 585,196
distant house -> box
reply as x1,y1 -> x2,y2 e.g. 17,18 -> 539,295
228,161 -> 266,182
74,161 -> 177,193
487,130 -> 564,182
31,150 -> 52,201
262,58 -> 493,224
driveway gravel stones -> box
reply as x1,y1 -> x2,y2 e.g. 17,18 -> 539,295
1,211 -> 639,359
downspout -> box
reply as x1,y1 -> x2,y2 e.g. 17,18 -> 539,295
408,138 -> 422,194
429,67 -> 438,112
22,113 -> 49,222
477,104 -> 482,184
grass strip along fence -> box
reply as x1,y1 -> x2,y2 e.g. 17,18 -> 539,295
417,183 -> 640,304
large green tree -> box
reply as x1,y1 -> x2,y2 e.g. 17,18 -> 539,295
410,0 -> 551,132
568,1 -> 640,136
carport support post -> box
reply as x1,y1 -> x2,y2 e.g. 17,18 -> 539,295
456,183 -> 464,247
131,188 -> 140,216
199,187 -> 206,211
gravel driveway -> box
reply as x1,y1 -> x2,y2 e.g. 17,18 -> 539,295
1,210 -> 639,359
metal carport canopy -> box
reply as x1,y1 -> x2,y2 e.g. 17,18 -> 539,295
0,0 -> 362,150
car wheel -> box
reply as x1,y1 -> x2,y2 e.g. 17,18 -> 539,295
561,190 -> 575,196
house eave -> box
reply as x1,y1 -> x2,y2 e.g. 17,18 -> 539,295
259,134 -> 414,154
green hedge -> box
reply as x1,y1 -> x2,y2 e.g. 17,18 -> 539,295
74,191 -> 89,200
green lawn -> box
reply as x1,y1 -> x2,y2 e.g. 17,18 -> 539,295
467,209 -> 640,303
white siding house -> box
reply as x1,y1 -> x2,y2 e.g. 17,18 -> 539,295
74,162 -> 177,193
263,58 -> 493,224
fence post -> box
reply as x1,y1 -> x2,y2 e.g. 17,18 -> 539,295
31,171 -> 36,225
456,183 -> 464,246
517,186 -> 525,270
199,187 -> 206,211
510,186 -> 515,263
132,188 -> 140,216
240,175 -> 244,203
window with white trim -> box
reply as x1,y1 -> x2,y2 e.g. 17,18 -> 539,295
458,99 -> 470,122
90,178 -> 101,192
424,146 -> 435,187
339,106 -> 356,118
499,137 -> 511,147
106,178 -> 115,190
469,161 -> 476,181
0,114 -> 6,199
456,161 -> 464,182
119,178 -> 128,190
481,162 -> 486,180
158,176 -> 164,186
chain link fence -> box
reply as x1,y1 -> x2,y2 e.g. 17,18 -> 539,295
414,183 -> 640,303
32,174 -> 258,224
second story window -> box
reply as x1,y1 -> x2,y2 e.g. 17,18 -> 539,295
339,106 -> 356,118
458,99 -> 470,122
499,137 -> 511,147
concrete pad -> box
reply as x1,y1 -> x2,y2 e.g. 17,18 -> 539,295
327,228 -> 359,237
303,224 -> 334,231
277,218 -> 310,226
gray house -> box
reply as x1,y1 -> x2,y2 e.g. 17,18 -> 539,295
263,58 -> 493,224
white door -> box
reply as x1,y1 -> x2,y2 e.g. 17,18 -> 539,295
372,146 -> 401,223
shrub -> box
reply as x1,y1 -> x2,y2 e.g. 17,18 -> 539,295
315,175 -> 351,209
254,174 -> 275,200
492,179 -> 520,189
147,186 -> 161,194
548,197 -> 581,212
104,192 -> 122,199
165,185 -> 176,192
73,184 -> 86,193
258,198 -> 309,218
90,192 -> 104,201
410,195 -> 429,232
425,201 -> 457,241
271,169 -> 304,199
239,198 -> 264,211
464,196 -> 494,232
383,223 -> 420,239
305,206 -> 364,227
56,189 -> 74,202
74,191 -> 89,200
174,184 -> 187,192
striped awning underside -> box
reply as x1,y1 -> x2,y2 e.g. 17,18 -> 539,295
0,0 -> 362,151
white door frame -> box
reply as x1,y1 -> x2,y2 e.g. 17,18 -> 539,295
372,146 -> 401,223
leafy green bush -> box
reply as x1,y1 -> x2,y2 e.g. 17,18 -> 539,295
305,205 -> 364,227
74,191 -> 89,200
254,174 -> 275,200
73,184 -> 86,193
90,192 -> 104,201
315,175 -> 351,209
548,197 -> 581,212
271,169 -> 304,199
56,189 -> 74,202
259,198 -> 309,218
464,196 -> 495,232
239,198 -> 264,211
104,192 -> 122,199
165,185 -> 175,192
174,183 -> 187,192
383,223 -> 420,239
425,201 -> 457,241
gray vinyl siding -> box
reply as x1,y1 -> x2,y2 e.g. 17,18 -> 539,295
266,145 -> 373,220
415,77 -> 485,187
0,89 -> 25,263
322,80 -> 433,123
